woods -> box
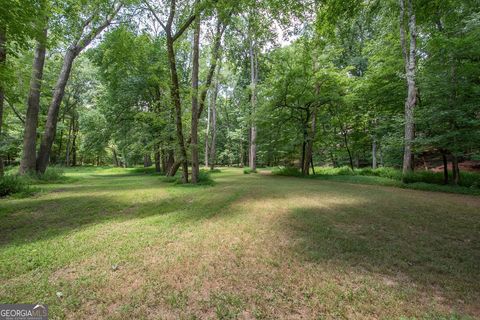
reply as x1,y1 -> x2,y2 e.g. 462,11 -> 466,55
0,0 -> 479,182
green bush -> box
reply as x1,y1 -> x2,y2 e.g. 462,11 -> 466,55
315,166 -> 354,176
0,175 -> 34,197
243,168 -> 257,174
313,166 -> 480,189
24,167 -> 67,184
197,170 -> 214,185
271,166 -> 302,176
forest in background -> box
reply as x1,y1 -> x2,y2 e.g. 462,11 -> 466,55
1,0 -> 479,187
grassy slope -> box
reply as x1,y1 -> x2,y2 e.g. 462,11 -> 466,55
0,167 -> 479,319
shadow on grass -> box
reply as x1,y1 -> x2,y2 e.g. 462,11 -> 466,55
282,198 -> 480,312
0,176 -> 248,250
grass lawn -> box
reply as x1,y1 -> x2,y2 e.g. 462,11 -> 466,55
0,167 -> 479,319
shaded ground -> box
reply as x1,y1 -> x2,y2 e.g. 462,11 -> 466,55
0,167 -> 479,319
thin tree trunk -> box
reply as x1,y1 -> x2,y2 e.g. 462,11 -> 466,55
154,145 -> 161,172
112,147 -> 119,167
20,26 -> 48,174
372,137 -> 377,169
65,116 -> 73,166
442,151 -> 449,185
342,128 -> 354,171
166,36 -> 189,183
452,154 -> 460,185
204,97 -> 210,168
0,28 -> 6,176
399,0 -> 417,175
248,38 -> 257,171
71,118 -> 78,166
209,78 -> 218,171
190,15 -> 201,183
303,108 -> 317,175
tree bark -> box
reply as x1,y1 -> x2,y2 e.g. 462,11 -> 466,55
442,151 -> 449,185
209,77 -> 218,171
166,36 -> 189,182
154,145 -> 161,172
71,117 -> 78,166
372,137 -> 377,169
399,0 -> 417,175
112,147 -> 119,167
190,15 -> 201,183
0,28 -> 6,176
342,127 -> 354,171
303,108 -> 317,175
452,154 -> 460,185
248,38 -> 257,171
65,116 -> 73,166
204,97 -> 210,168
36,47 -> 77,173
20,27 -> 48,174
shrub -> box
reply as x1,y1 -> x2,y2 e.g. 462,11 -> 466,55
0,175 -> 34,197
24,167 -> 67,184
243,168 -> 257,174
271,166 -> 302,177
197,170 -> 214,185
315,166 -> 354,176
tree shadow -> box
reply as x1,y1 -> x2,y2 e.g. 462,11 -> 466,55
280,195 -> 480,313
0,176 -> 248,249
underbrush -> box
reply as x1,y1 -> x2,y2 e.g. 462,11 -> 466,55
271,166 -> 303,177
271,165 -> 480,195
160,169 -> 214,186
24,167 -> 69,184
0,175 -> 36,198
243,168 -> 257,174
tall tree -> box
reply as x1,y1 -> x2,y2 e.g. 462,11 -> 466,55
190,13 -> 201,183
19,22 -> 48,174
36,1 -> 123,173
399,0 -> 417,175
145,0 -> 200,183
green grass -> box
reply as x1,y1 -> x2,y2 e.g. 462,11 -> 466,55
272,166 -> 480,196
0,167 -> 479,319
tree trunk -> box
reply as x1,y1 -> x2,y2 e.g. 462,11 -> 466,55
71,119 -> 78,166
204,97 -> 210,168
372,137 -> 377,169
248,38 -> 257,171
166,36 -> 188,183
112,147 -> 119,167
343,128 -> 354,171
209,78 -> 218,171
190,15 -> 201,183
65,116 -> 73,166
36,47 -> 77,173
442,151 -> 449,185
19,27 -> 48,174
0,28 -> 6,176
452,154 -> 460,185
303,108 -> 317,175
399,0 -> 417,175
154,145 -> 161,172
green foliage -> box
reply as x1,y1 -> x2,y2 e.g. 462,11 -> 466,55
243,168 -> 257,174
311,166 -> 480,190
0,175 -> 34,197
271,166 -> 302,177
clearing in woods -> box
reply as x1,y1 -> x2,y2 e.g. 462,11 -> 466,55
0,167 -> 479,319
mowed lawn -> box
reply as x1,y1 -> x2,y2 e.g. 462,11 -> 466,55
0,167 -> 479,319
